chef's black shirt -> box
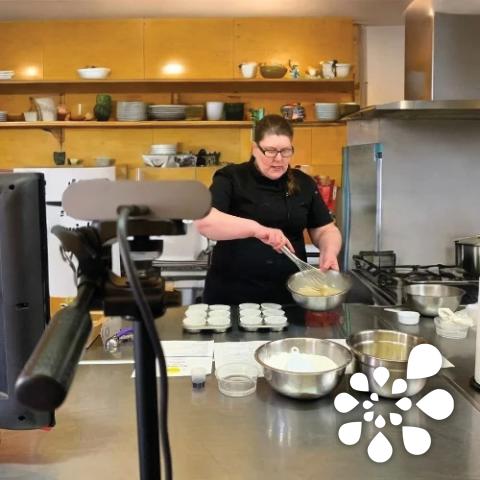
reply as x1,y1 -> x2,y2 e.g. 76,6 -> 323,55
203,159 -> 333,304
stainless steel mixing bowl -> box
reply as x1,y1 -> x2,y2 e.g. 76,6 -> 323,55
286,270 -> 352,311
347,329 -> 427,398
255,338 -> 352,399
404,283 -> 465,317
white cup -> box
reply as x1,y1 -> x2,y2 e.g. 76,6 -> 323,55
239,62 -> 258,79
206,102 -> 224,121
23,111 -> 38,122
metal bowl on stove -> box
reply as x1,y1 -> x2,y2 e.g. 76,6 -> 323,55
347,329 -> 427,398
287,270 -> 352,311
404,283 -> 465,317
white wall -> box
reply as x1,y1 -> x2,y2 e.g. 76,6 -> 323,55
363,26 -> 405,106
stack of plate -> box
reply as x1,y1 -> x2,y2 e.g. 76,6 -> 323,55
148,105 -> 186,121
150,144 -> 177,155
0,71 -> 14,80
314,103 -> 340,122
0,111 -> 7,122
116,101 -> 147,121
143,144 -> 178,167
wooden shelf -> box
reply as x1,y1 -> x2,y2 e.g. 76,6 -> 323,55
0,77 -> 354,85
0,78 -> 355,94
0,120 -> 346,129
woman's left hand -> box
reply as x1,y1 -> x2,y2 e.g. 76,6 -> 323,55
319,252 -> 339,271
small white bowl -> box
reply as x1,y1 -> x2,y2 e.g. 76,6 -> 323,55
239,303 -> 260,310
209,304 -> 230,311
77,67 -> 111,79
261,303 -> 282,310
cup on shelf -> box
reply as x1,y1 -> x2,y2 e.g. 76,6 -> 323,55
205,101 -> 224,121
23,111 -> 38,122
239,62 -> 258,79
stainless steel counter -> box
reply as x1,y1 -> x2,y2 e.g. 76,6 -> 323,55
1,304 -> 480,480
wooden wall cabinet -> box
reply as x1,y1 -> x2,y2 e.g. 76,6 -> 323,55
0,17 -> 354,186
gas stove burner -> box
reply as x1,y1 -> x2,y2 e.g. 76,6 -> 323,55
352,251 -> 479,306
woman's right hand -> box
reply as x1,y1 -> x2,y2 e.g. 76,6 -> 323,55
254,226 -> 294,253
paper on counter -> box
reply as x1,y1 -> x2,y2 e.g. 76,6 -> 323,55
327,338 -> 454,372
214,341 -> 269,377
160,340 -> 214,357
132,340 -> 214,378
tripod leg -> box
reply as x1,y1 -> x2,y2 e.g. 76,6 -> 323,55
133,320 -> 161,480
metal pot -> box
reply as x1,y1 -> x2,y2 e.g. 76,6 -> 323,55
455,235 -> 480,276
347,329 -> 427,398
255,338 -> 352,399
403,284 -> 465,317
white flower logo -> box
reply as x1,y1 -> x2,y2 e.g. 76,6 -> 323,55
334,344 -> 455,463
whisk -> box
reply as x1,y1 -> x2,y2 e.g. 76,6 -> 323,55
281,246 -> 329,289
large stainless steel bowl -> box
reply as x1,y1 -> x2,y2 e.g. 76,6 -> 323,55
286,270 -> 352,311
404,283 -> 465,317
347,329 -> 427,398
255,338 -> 352,399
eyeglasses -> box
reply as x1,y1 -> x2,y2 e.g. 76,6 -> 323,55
257,144 -> 295,159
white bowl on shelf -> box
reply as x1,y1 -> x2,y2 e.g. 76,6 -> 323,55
142,154 -> 171,167
77,67 -> 111,79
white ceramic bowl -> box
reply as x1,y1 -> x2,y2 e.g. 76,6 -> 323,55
77,67 -> 111,79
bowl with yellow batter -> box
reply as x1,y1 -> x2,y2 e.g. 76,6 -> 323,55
286,270 -> 352,311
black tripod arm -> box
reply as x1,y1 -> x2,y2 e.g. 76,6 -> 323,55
15,282 -> 97,412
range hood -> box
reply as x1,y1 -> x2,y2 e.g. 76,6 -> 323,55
405,0 -> 480,101
348,0 -> 480,120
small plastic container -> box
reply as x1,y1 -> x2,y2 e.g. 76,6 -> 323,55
384,308 -> 420,325
215,362 -> 258,397
239,303 -> 260,310
434,316 -> 469,339
191,366 -> 207,390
